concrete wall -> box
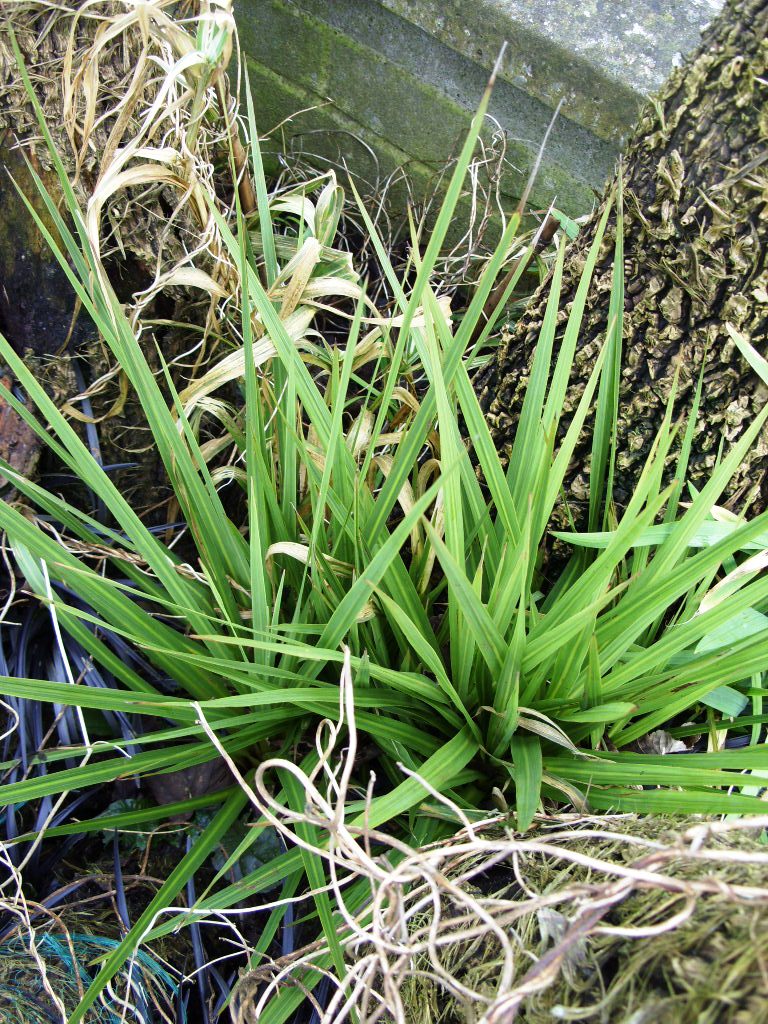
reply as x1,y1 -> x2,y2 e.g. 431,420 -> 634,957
236,0 -> 723,217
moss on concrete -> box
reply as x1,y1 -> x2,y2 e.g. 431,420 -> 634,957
379,0 -> 722,138
325,30 -> 469,166
236,0 -> 720,217
245,59 -> 436,204
237,0 -> 329,94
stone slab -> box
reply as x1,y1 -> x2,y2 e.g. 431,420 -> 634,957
236,0 -> 724,217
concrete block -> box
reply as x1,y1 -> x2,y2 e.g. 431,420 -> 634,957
377,0 -> 723,139
237,0 -> 329,93
235,0 -> 723,216
324,32 -> 469,167
245,59 -> 436,207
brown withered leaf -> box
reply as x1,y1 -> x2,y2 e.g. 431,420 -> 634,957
147,758 -> 232,818
0,375 -> 40,493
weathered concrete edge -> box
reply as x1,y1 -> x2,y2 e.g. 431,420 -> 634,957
238,0 -> 614,216
376,0 -> 720,139
236,0 -> 723,220
287,0 -> 620,172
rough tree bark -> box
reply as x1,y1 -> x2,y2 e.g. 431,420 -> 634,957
476,0 -> 768,516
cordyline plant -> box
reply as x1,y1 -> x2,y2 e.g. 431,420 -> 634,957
1,24 -> 768,1024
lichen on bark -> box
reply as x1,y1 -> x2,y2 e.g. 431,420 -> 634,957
477,0 -> 768,516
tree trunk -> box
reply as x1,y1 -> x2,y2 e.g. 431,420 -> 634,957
476,0 -> 768,516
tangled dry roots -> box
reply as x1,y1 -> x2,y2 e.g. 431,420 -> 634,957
395,818 -> 768,1024
193,654 -> 768,1024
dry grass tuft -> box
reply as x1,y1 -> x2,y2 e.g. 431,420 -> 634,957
398,817 -> 768,1024
222,655 -> 768,1024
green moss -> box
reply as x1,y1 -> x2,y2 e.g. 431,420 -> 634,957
236,0 -> 330,93
324,30 -> 469,166
244,58 -> 436,204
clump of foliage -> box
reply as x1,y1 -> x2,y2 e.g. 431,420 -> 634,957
1,14 -> 768,1023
